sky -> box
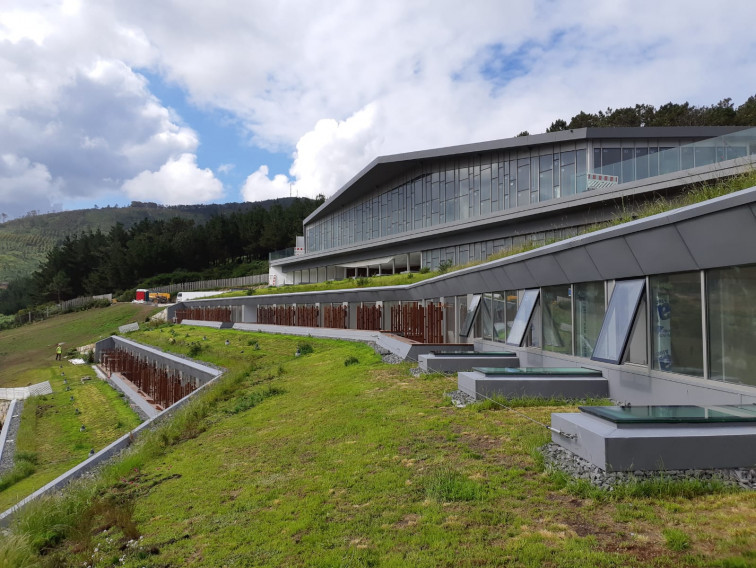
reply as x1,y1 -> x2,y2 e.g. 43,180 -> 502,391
1,0 -> 755,220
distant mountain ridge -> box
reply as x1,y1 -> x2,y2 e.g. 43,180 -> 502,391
0,198 -> 297,283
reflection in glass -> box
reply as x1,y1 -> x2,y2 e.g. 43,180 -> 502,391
708,265 -> 756,386
460,294 -> 481,337
475,294 -> 493,340
506,289 -> 539,347
542,285 -> 572,354
492,292 -> 508,342
650,272 -> 703,376
574,281 -> 605,358
592,279 -> 645,364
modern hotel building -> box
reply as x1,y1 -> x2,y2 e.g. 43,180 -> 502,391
169,126 -> 756,406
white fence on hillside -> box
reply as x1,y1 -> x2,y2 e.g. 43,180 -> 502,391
149,274 -> 267,294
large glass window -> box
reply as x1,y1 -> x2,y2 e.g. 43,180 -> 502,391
506,289 -> 539,347
592,279 -> 645,364
542,285 -> 572,354
708,265 -> 756,386
650,272 -> 703,376
574,281 -> 605,358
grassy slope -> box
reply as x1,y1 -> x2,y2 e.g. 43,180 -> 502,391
0,303 -> 157,388
0,363 -> 141,511
15,326 -> 753,568
0,304 -> 156,510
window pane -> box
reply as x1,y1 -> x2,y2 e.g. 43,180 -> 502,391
542,285 -> 572,354
592,279 -> 645,364
708,265 -> 756,386
492,292 -> 507,342
601,148 -> 621,177
635,147 -> 649,180
539,170 -> 553,202
659,147 -> 678,174
506,289 -> 539,346
650,272 -> 703,376
574,281 -> 605,358
475,293 -> 493,340
460,294 -> 481,337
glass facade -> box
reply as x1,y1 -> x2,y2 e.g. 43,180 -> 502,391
305,129 -> 754,257
306,147 -> 588,253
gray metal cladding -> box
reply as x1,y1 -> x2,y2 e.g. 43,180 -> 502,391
552,248 -> 603,283
584,238 -> 644,280
624,226 -> 698,274
523,256 -> 570,287
676,207 -> 756,269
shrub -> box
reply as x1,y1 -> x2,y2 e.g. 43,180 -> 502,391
344,356 -> 359,366
419,266 -> 431,274
187,342 -> 203,357
297,342 -> 314,355
355,276 -> 370,287
438,259 -> 454,274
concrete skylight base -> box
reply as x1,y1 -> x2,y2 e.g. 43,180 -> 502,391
458,368 -> 608,400
551,410 -> 756,471
419,353 -> 519,373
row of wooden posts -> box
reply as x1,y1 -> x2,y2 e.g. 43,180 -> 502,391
175,302 -> 445,343
100,348 -> 196,410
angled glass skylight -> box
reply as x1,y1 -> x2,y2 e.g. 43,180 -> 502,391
591,279 -> 645,364
505,289 -> 540,347
459,294 -> 481,337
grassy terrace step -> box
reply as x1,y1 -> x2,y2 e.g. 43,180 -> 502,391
3,325 -> 755,567
473,367 -> 604,377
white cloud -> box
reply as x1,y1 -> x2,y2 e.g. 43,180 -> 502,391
0,154 -> 64,218
289,104 -> 382,199
241,165 -> 291,202
217,163 -> 234,175
2,0 -> 756,215
122,153 -> 223,205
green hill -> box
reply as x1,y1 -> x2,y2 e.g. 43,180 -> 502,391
0,199 -> 297,283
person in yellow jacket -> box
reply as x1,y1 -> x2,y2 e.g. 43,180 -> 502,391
56,344 -> 62,360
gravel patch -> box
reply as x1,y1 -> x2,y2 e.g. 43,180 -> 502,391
445,389 -> 476,408
0,400 -> 24,475
541,442 -> 756,491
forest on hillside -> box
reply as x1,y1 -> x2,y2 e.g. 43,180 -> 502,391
0,198 -> 322,315
0,197 -> 301,283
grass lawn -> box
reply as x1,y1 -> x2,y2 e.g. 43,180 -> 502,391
8,326 -> 754,567
0,304 -> 154,512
